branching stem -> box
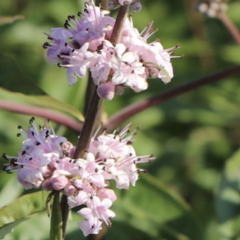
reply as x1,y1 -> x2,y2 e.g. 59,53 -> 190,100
106,65 -> 240,130
218,12 -> 240,46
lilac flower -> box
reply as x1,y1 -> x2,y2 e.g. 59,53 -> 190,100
89,123 -> 155,189
78,196 -> 116,234
2,118 -> 68,189
43,28 -> 73,64
2,119 -> 154,236
44,0 -> 178,100
78,215 -> 102,237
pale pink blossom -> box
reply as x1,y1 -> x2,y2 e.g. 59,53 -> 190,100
97,188 -> 117,202
68,190 -> 89,208
51,175 -> 70,191
43,28 -> 73,64
44,0 -> 178,100
3,118 -> 67,189
3,118 -> 154,237
78,196 -> 116,227
78,217 -> 102,237
89,124 -> 154,189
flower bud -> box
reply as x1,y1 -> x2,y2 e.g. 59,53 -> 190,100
97,82 -> 115,100
42,178 -> 53,191
131,1 -> 142,12
52,175 -> 69,190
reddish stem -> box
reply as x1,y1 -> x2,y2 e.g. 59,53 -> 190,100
106,65 -> 240,131
110,5 -> 129,44
0,100 -> 82,132
218,12 -> 240,46
73,87 -> 102,159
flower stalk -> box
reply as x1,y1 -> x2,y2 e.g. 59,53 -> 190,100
60,4 -> 131,239
74,86 -> 102,159
50,192 -> 63,240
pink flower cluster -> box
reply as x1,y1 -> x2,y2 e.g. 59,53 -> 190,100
43,0 -> 178,100
3,118 -> 154,236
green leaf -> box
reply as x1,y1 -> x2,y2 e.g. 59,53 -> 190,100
0,191 -> 46,239
50,192 -> 62,240
0,54 -> 84,122
113,173 -> 201,240
216,149 -> 240,239
0,176 -> 22,208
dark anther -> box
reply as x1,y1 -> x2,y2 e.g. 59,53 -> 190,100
36,142 -> 41,146
68,15 -> 75,21
57,63 -> 61,67
43,42 -> 50,49
2,153 -> 7,159
64,20 -> 70,29
17,133 -> 21,137
18,125 -> 22,130
95,168 -> 98,173
22,151 -> 26,155
29,157 -> 32,160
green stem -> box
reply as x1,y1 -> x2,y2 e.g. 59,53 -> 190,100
60,195 -> 69,239
50,192 -> 63,240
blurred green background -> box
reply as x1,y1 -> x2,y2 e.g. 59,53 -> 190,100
1,0 -> 240,239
